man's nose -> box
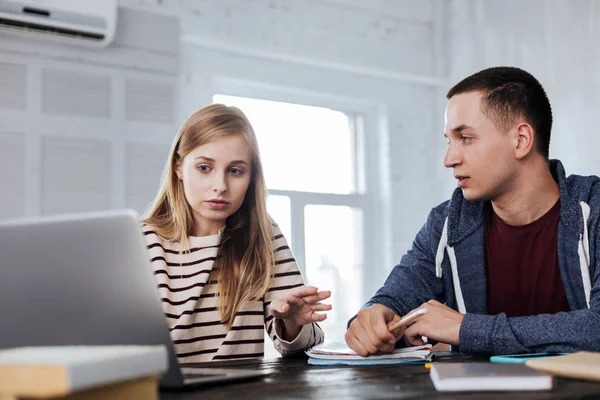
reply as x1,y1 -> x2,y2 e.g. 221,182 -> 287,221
443,144 -> 461,169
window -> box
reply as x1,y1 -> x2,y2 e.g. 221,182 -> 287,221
214,94 -> 367,354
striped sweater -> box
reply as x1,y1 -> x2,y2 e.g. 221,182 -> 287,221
143,223 -> 324,362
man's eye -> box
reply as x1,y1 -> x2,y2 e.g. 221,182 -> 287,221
461,136 -> 472,143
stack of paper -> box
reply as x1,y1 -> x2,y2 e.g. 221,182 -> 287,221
306,341 -> 432,366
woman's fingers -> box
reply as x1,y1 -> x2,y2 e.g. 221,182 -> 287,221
288,285 -> 319,298
310,303 -> 332,312
303,290 -> 331,304
268,298 -> 289,317
310,312 -> 328,322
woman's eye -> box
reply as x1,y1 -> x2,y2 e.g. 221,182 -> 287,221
198,165 -> 211,173
229,167 -> 244,176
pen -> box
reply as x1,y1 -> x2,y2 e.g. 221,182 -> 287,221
387,308 -> 428,332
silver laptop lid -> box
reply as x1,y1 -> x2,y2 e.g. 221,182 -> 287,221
0,210 -> 184,388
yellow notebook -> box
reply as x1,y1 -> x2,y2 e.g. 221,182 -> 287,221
526,352 -> 600,382
0,346 -> 167,398
0,376 -> 159,400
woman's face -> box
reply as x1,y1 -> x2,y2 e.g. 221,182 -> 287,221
176,135 -> 253,236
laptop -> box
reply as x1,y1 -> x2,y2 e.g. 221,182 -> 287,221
0,209 -> 271,389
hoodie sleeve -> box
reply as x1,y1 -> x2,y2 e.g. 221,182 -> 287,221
354,205 -> 447,322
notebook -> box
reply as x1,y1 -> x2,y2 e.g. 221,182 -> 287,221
0,345 -> 167,398
306,341 -> 432,366
526,352 -> 600,382
430,362 -> 553,392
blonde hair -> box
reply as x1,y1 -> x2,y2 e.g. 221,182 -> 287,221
142,104 -> 274,328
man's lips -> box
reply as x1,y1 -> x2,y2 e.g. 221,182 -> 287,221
455,175 -> 470,188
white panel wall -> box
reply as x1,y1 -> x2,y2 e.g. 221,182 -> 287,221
0,132 -> 26,219
41,136 -> 112,215
0,8 -> 180,219
0,62 -> 26,110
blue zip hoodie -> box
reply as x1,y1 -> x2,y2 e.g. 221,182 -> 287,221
363,160 -> 600,355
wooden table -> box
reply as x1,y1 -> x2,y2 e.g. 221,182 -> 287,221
161,352 -> 600,399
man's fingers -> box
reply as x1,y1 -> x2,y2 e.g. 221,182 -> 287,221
361,314 -> 395,354
387,314 -> 405,340
389,325 -> 407,341
351,320 -> 379,355
403,323 -> 425,346
370,314 -> 397,348
404,335 -> 426,346
363,320 -> 383,352
345,330 -> 369,357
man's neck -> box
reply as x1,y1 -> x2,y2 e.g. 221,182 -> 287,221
491,160 -> 560,226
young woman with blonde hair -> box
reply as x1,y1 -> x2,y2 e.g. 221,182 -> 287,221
142,104 -> 330,362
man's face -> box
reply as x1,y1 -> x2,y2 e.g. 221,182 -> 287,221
443,91 -> 517,202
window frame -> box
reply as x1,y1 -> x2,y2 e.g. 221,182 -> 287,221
211,76 -> 389,310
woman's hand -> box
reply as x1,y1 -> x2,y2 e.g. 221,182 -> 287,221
268,286 -> 332,340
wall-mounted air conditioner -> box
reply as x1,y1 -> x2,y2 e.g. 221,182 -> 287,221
0,0 -> 117,47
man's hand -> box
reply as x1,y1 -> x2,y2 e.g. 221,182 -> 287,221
345,304 -> 405,356
403,300 -> 464,346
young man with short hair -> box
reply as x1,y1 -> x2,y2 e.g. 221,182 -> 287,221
346,67 -> 600,355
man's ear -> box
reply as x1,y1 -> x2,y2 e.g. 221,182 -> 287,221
514,123 -> 535,160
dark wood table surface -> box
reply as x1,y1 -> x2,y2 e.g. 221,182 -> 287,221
161,352 -> 600,399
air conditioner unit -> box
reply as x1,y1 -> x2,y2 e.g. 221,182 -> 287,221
0,0 -> 117,47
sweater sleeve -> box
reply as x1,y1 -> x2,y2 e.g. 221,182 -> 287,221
356,206 -> 446,320
263,222 -> 325,355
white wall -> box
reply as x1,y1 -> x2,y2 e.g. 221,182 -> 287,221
446,0 -> 600,189
0,8 -> 180,220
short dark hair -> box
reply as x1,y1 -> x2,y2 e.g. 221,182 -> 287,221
446,66 -> 553,159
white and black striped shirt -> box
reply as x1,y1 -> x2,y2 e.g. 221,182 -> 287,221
143,223 -> 324,362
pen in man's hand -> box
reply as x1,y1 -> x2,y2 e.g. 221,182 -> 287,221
387,308 -> 428,332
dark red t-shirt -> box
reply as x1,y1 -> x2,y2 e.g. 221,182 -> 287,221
485,200 -> 570,317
